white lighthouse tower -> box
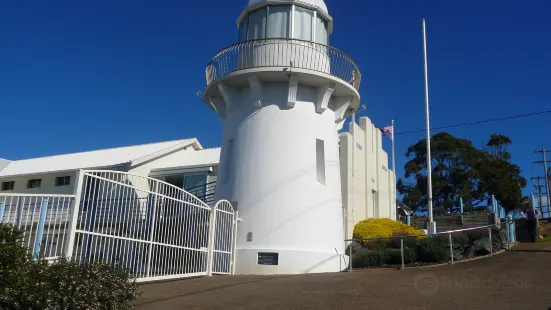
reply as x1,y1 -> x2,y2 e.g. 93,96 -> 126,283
203,0 -> 361,274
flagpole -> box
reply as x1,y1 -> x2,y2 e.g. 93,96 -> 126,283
351,111 -> 355,228
423,18 -> 435,234
392,120 -> 397,220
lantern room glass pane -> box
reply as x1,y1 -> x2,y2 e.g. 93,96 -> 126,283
248,8 -> 267,40
267,6 -> 290,38
315,15 -> 328,45
239,18 -> 248,42
293,6 -> 313,41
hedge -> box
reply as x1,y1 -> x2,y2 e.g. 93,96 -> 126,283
0,224 -> 139,309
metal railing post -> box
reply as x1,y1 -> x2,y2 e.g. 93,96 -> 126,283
508,215 -> 516,244
488,226 -> 493,256
145,182 -> 159,278
0,202 -> 5,224
207,203 -> 218,276
449,233 -> 454,264
400,238 -> 405,269
231,210 -> 239,275
505,217 -> 510,251
349,240 -> 353,272
33,199 -> 49,260
64,170 -> 84,259
16,196 -> 24,229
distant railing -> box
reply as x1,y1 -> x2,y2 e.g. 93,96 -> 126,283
185,181 -> 216,206
206,38 -> 361,91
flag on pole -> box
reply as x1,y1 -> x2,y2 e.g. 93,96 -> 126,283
380,125 -> 394,141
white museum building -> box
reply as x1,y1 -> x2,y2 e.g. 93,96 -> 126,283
0,0 -> 396,277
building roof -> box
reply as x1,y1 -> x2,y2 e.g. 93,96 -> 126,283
0,138 -> 202,178
150,147 -> 221,173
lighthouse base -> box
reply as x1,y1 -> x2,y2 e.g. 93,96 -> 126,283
234,248 -> 346,275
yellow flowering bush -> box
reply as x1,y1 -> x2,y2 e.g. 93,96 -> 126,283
353,218 -> 425,240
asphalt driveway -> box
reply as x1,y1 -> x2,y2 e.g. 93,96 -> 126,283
135,242 -> 551,310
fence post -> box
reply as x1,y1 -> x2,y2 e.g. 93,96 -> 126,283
400,238 -> 405,269
207,203 -> 218,276
507,214 -> 516,244
488,226 -> 493,256
448,233 -> 454,264
16,197 -> 24,229
145,182 -> 159,278
0,202 -> 5,224
33,199 -> 49,260
348,240 -> 353,272
64,170 -> 84,260
505,215 -> 510,251
231,210 -> 239,275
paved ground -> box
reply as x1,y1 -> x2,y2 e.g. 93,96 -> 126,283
135,243 -> 551,310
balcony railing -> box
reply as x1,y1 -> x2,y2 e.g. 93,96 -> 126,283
206,38 -> 361,91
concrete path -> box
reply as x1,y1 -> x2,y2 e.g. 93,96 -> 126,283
135,243 -> 551,310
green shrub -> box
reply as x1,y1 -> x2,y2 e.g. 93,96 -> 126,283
359,250 -> 385,267
0,223 -> 139,309
388,233 -> 420,250
383,249 -> 402,265
418,235 -> 449,263
46,258 -> 140,310
403,247 -> 418,264
382,247 -> 417,265
365,238 -> 390,250
452,233 -> 470,248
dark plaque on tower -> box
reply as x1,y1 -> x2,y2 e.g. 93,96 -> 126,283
257,252 -> 279,265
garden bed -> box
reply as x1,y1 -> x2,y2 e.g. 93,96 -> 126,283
347,226 -> 509,269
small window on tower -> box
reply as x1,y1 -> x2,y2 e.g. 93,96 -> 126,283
316,139 -> 326,185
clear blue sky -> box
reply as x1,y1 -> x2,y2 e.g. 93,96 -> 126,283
1,0 -> 550,195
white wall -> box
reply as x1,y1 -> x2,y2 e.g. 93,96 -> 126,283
0,171 -> 78,195
339,116 -> 397,239
215,82 -> 346,275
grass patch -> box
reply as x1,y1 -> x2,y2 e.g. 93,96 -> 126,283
537,236 -> 551,243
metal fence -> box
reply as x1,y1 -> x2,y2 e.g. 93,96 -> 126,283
345,221 -> 515,271
0,194 -> 76,260
0,170 -> 237,283
206,38 -> 361,91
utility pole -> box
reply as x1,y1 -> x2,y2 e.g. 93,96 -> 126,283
531,177 -> 545,209
534,147 -> 551,211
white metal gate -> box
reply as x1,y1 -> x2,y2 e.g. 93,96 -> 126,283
69,170 -> 225,282
208,200 -> 236,275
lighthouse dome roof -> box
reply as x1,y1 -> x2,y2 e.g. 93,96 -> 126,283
247,0 -> 328,14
